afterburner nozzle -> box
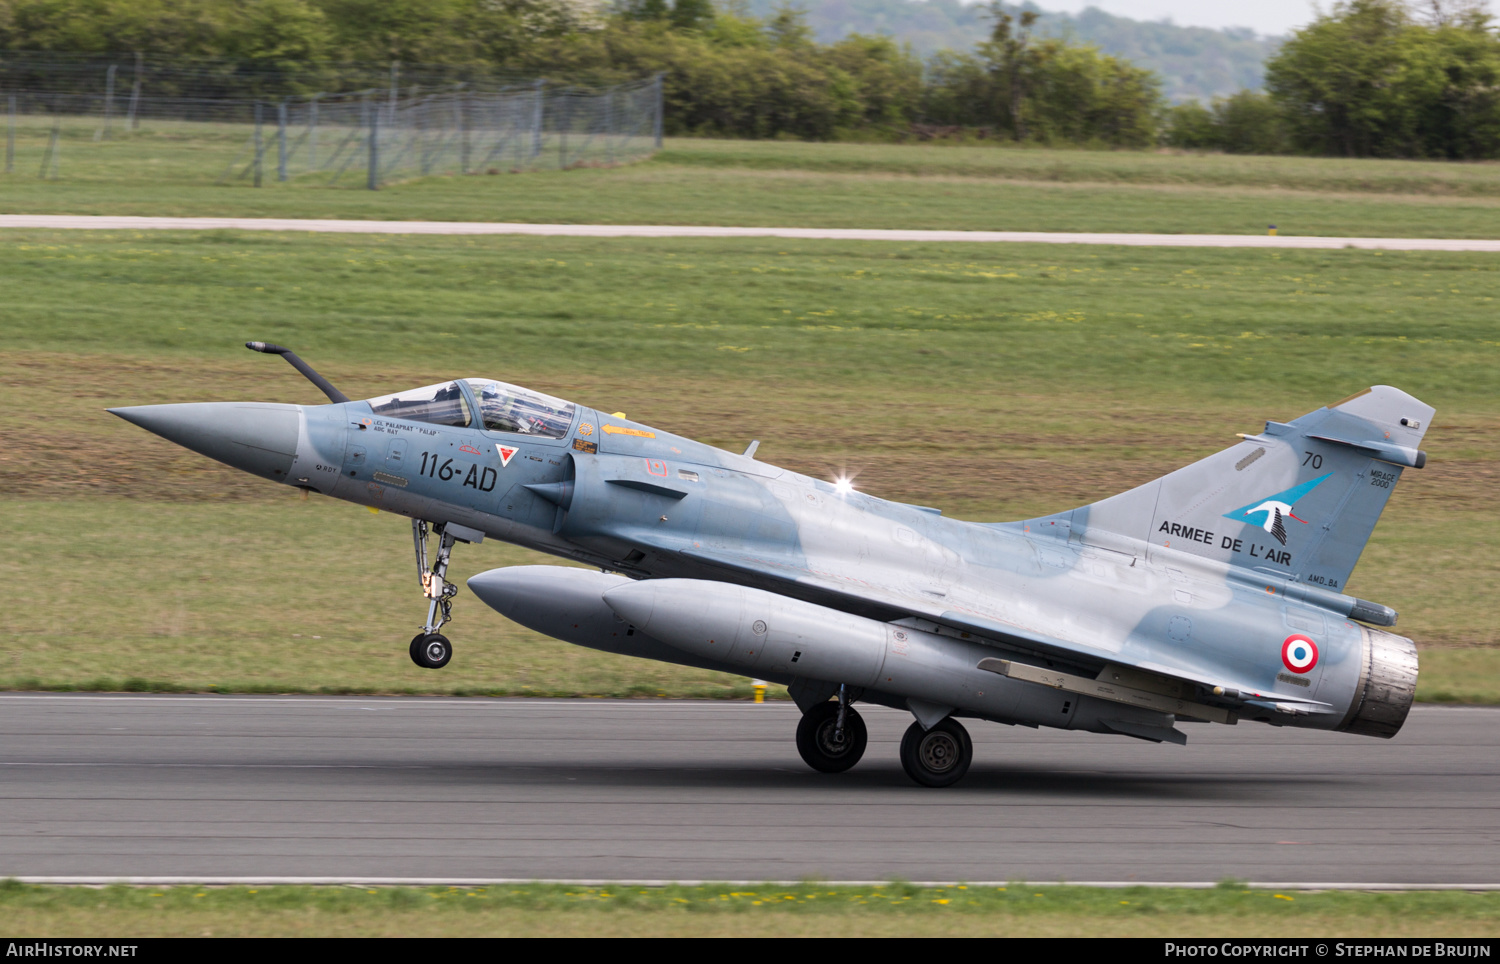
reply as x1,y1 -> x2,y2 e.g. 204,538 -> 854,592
109,402 -> 302,483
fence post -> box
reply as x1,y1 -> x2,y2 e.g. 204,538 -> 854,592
417,93 -> 428,175
41,117 -> 59,179
389,61 -> 400,127
277,100 -> 289,181
368,106 -> 379,190
653,72 -> 664,148
253,101 -> 263,187
308,94 -> 319,169
531,79 -> 544,159
558,93 -> 568,169
458,85 -> 469,174
127,52 -> 142,131
6,95 -> 14,175
605,89 -> 614,165
103,63 -> 116,138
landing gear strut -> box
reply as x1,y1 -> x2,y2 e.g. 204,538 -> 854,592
796,684 -> 867,773
408,519 -> 483,669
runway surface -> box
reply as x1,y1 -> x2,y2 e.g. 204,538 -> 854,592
2,695 -> 1497,886
1,214 -> 1498,251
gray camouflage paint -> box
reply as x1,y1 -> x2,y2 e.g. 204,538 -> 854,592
111,380 -> 1430,746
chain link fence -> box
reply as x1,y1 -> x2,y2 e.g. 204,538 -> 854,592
1,71 -> 663,188
0,53 -> 540,101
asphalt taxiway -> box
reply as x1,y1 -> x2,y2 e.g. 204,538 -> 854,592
1,695 -> 1496,885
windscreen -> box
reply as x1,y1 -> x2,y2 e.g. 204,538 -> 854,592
466,379 -> 575,438
365,382 -> 472,428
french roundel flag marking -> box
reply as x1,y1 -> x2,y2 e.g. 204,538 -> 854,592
1282,634 -> 1319,674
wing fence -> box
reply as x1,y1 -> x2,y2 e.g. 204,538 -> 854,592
0,67 -> 663,188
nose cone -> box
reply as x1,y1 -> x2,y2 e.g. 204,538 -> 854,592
110,402 -> 301,483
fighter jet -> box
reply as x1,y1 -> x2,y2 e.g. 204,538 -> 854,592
110,344 -> 1429,787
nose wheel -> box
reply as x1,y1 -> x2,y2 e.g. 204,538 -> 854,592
408,519 -> 484,670
410,632 -> 453,669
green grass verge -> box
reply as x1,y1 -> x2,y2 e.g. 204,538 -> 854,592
5,499 -> 1498,701
2,124 -> 1500,236
4,880 -> 1498,937
1,500 -> 752,698
1,230 -> 1496,698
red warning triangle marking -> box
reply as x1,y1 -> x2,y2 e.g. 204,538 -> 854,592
496,444 -> 519,467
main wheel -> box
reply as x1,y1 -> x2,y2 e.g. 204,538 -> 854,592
795,701 -> 868,773
899,717 -> 972,788
410,632 -> 452,669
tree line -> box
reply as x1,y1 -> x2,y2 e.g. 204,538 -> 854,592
2,0 -> 1498,157
1169,0 -> 1500,158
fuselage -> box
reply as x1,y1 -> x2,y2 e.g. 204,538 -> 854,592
112,376 -> 1419,744
289,379 -> 1393,733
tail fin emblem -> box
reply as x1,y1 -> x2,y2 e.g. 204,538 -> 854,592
1224,473 -> 1331,546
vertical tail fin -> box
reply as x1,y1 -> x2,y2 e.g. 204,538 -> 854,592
1064,386 -> 1432,592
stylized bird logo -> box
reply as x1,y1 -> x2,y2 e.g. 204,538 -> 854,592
1243,500 -> 1307,546
1223,473 -> 1331,546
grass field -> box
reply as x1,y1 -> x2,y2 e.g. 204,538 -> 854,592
3,119 -> 1500,236
1,228 -> 1497,700
5,881 -> 1499,937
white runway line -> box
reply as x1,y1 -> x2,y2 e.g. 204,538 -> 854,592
1,214 -> 1498,250
0,693 -> 799,710
15,876 -> 1500,890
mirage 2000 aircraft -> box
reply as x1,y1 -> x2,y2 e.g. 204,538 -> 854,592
110,343 -> 1428,787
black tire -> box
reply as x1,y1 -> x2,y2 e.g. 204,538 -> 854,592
899,717 -> 972,788
415,633 -> 452,670
795,701 -> 868,773
409,633 -> 430,668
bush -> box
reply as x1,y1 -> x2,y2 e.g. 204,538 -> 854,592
1164,100 -> 1217,149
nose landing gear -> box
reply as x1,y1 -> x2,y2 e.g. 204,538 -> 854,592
408,518 -> 484,669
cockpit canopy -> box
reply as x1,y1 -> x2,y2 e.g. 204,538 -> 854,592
364,379 -> 576,438
466,379 -> 576,438
365,381 -> 471,427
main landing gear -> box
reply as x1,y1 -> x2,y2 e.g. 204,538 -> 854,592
899,717 -> 972,788
408,519 -> 483,669
793,684 -> 974,787
795,685 -> 868,773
